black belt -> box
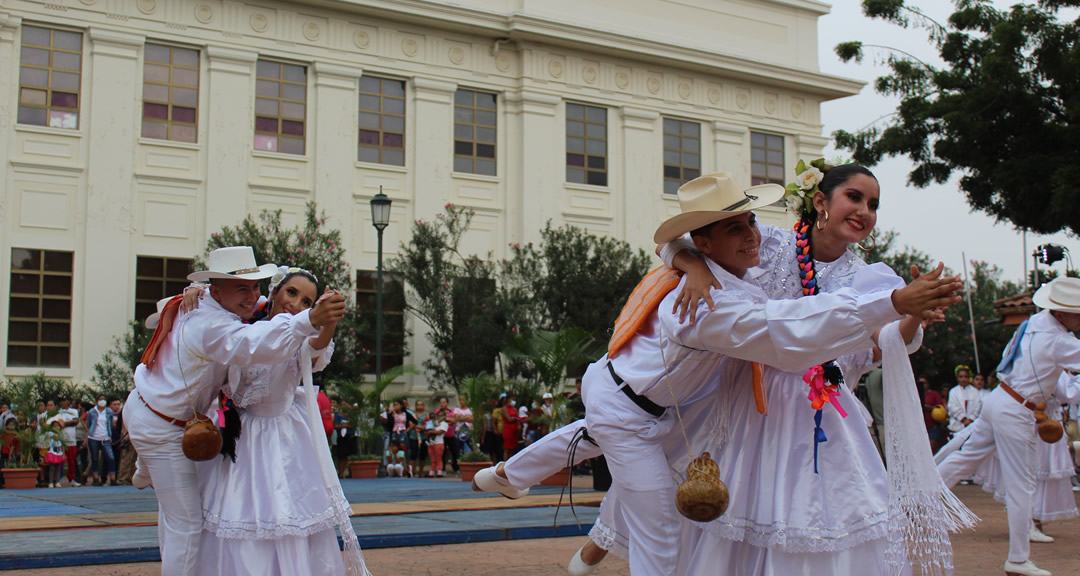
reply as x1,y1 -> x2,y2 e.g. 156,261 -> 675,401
608,362 -> 666,418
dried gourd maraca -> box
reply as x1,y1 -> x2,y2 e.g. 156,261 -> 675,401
676,452 -> 729,523
1038,419 -> 1064,444
183,413 -> 223,461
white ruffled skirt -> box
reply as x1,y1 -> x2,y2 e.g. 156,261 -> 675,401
197,389 -> 350,575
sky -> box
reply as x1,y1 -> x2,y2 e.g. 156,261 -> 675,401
816,0 -> 1080,286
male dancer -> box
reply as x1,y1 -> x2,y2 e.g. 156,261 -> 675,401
123,246 -> 345,575
474,173 -> 961,575
938,277 -> 1080,576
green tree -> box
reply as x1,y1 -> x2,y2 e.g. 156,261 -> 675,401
202,202 -> 379,382
91,320 -> 152,402
390,204 -> 511,391
834,0 -> 1080,235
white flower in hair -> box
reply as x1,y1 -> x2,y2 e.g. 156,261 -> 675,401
795,166 -> 823,190
785,194 -> 803,215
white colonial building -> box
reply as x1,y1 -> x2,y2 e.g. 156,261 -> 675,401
0,0 -> 861,390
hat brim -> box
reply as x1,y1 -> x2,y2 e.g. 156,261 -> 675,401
1032,284 -> 1080,312
653,183 -> 785,244
187,262 -> 278,282
144,313 -> 160,330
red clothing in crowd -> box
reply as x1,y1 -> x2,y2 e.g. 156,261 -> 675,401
924,389 -> 945,428
318,391 -> 333,437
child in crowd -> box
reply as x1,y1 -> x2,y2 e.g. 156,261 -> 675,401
385,440 -> 406,477
43,418 -> 67,488
425,413 -> 449,478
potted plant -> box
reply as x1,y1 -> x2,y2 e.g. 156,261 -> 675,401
458,449 -> 493,483
347,454 -> 382,479
2,423 -> 44,489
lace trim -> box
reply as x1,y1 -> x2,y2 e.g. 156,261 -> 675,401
1037,464 -> 1076,479
227,365 -> 272,408
588,519 -> 628,561
1034,507 -> 1079,522
697,510 -> 890,553
203,489 -> 351,540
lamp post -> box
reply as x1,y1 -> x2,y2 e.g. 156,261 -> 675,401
369,187 -> 392,386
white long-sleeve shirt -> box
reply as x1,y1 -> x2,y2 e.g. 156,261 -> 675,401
611,257 -> 903,408
134,294 -> 320,421
997,309 -> 1080,405
946,384 -> 982,433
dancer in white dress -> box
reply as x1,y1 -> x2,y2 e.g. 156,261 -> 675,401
195,267 -> 370,576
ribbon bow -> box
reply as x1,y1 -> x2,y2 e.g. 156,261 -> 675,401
803,363 -> 848,474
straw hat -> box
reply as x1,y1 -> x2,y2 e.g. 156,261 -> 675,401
1032,277 -> 1080,313
187,246 -> 277,282
654,173 -> 784,244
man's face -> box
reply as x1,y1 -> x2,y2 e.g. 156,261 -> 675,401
1053,310 -> 1080,332
692,213 -> 762,278
45,400 -> 55,411
59,399 -> 69,409
36,401 -> 45,413
109,400 -> 121,413
210,279 -> 261,318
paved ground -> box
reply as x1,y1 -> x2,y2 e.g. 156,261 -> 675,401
2,484 -> 1078,575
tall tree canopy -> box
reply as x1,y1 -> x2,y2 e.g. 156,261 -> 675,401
834,0 -> 1080,235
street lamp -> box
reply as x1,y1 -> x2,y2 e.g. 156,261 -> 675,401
369,187 -> 392,386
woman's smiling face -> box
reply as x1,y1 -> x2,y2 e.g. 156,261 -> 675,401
814,172 -> 879,245
269,276 -> 317,319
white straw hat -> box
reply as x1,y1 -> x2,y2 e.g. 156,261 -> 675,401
144,296 -> 174,330
654,173 -> 784,244
187,246 -> 277,282
1032,277 -> 1080,313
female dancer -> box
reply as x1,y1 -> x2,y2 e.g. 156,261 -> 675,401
193,267 -> 370,576
578,163 -> 970,575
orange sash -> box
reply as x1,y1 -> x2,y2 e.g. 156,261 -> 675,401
140,294 -> 183,371
607,265 -> 767,415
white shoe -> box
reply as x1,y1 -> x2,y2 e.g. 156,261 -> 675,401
1029,526 -> 1054,543
567,545 -> 601,576
471,463 -> 528,499
1004,559 -> 1051,576
132,467 -> 153,490
48,483 -> 55,488
70,480 -> 81,487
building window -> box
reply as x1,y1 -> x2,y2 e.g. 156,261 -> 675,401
663,118 -> 701,195
355,271 -> 405,372
751,132 -> 785,185
357,76 -> 405,166
566,103 -> 607,186
8,248 -> 73,368
453,89 -> 497,175
134,256 -> 193,323
254,60 -> 307,155
142,43 -> 200,143
18,25 -> 82,130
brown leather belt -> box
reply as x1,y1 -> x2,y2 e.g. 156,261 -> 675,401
999,382 -> 1039,412
137,392 -> 188,427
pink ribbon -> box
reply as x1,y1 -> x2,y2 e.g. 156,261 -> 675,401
803,365 -> 848,418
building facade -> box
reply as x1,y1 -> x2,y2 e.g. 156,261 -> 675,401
0,0 -> 861,390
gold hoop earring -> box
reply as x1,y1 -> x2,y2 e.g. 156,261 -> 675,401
815,210 -> 829,231
857,233 -> 876,252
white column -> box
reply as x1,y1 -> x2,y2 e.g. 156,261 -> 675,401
411,77 -> 456,220
713,120 -> 749,179
80,27 -> 144,375
204,46 -> 258,235
794,133 -> 829,164
0,13 -> 21,368
620,106 -> 660,244
504,89 -> 560,245
312,62 -> 362,256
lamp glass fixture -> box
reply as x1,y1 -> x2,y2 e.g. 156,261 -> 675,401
370,191 -> 392,231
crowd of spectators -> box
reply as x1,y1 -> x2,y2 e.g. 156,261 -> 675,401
0,394 -> 138,488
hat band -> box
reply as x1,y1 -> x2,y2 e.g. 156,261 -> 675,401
1049,294 -> 1080,309
721,191 -> 758,211
229,266 -> 260,275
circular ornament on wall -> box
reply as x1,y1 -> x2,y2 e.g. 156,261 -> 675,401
647,76 -> 661,94
449,46 -> 465,65
79,0 -> 97,6
402,38 -> 418,57
136,0 -> 157,15
791,103 -> 804,119
764,98 -> 777,115
678,83 -> 691,99
583,66 -> 597,84
194,4 -> 214,24
548,60 -> 564,78
615,71 -> 630,89
708,88 -> 721,105
353,31 -> 370,49
250,13 -> 269,33
495,52 -> 511,72
736,93 -> 749,110
303,22 -> 321,41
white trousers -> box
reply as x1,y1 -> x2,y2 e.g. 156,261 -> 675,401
123,389 -> 203,576
582,362 -> 679,576
937,389 -> 1037,563
503,418 -> 600,488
